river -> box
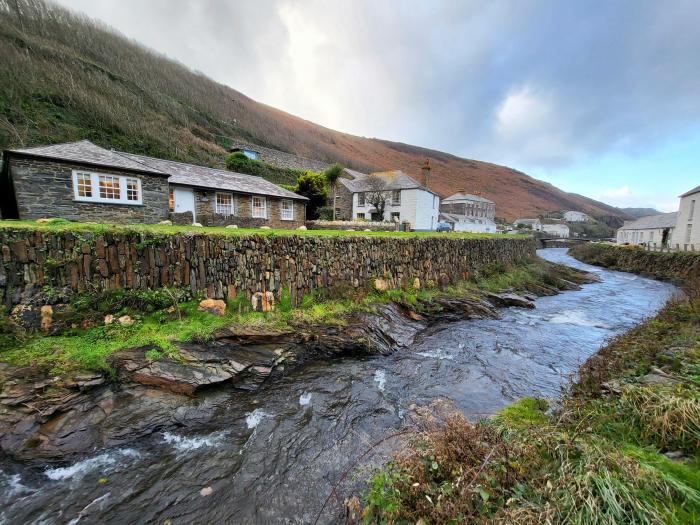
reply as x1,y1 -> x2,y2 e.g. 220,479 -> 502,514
0,249 -> 678,524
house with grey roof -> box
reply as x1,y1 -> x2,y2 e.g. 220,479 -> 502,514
616,212 -> 677,246
439,192 -> 497,233
670,185 -> 699,249
0,140 -> 307,228
335,164 -> 440,230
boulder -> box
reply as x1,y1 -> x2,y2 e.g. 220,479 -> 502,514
198,299 -> 226,317
104,314 -> 114,325
374,278 -> 389,292
191,222 -> 203,227
485,292 -> 536,309
117,315 -> 134,326
260,226 -> 271,230
364,229 -> 372,232
36,218 -> 52,223
297,225 -> 307,230
251,291 -> 275,312
412,278 -> 421,290
226,224 -> 239,229
158,220 -> 173,226
40,305 -> 53,333
637,372 -> 678,386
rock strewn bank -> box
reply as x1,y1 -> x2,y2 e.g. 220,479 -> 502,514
570,243 -> 700,284
0,263 -> 596,464
0,227 -> 536,309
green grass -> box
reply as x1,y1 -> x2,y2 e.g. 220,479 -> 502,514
362,293 -> 700,524
0,219 -> 514,239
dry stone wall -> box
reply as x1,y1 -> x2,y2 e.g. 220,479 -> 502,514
0,228 -> 537,308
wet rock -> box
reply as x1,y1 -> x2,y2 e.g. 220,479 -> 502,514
198,299 -> 226,316
486,292 -> 535,309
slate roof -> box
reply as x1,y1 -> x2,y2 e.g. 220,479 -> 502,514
119,152 -> 307,201
514,218 -> 541,225
339,169 -> 438,195
7,140 -> 307,200
443,192 -> 494,204
619,212 -> 678,230
680,185 -> 700,198
7,140 -> 167,176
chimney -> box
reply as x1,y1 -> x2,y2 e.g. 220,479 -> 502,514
421,159 -> 431,188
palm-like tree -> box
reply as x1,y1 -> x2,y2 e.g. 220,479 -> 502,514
323,163 -> 344,220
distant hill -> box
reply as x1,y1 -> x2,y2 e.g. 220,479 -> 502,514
0,0 -> 632,222
617,207 -> 663,219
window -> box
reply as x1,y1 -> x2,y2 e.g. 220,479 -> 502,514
356,212 -> 365,219
252,196 -> 267,218
76,172 -> 92,198
169,189 -> 174,212
390,212 -> 400,221
126,178 -> 139,201
357,192 -> 365,207
98,175 -> 121,200
216,192 -> 234,216
280,199 -> 294,220
72,170 -> 142,205
686,224 -> 693,243
690,200 -> 696,221
392,190 -> 401,205
649,231 -> 654,242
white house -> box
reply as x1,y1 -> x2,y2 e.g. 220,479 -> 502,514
616,212 -> 677,246
670,185 -> 699,248
514,218 -> 542,231
338,166 -> 440,230
541,223 -> 570,237
439,192 -> 497,233
563,211 -> 591,222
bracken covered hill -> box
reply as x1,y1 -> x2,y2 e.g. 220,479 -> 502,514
0,0 -> 630,223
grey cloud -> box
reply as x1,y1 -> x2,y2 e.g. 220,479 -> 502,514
54,0 -> 700,171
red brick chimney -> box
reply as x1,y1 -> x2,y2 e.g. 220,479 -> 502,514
421,159 -> 431,188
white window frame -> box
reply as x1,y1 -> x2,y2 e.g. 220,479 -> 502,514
252,195 -> 267,218
215,192 -> 235,216
392,190 -> 401,206
280,199 -> 294,221
357,192 -> 365,207
72,170 -> 142,205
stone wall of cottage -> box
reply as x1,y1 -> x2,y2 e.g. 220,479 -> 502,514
0,229 -> 536,308
189,190 -> 306,229
8,158 -> 169,224
334,183 -> 354,221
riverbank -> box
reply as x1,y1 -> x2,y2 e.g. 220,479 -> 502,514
0,256 -> 596,463
361,253 -> 699,524
570,242 -> 700,284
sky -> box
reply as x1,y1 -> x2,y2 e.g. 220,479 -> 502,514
54,0 -> 699,212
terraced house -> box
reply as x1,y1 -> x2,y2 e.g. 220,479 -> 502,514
0,141 -> 307,228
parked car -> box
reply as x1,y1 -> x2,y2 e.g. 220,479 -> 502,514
436,222 -> 453,232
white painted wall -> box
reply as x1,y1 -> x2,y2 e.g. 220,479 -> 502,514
542,224 -> 570,237
563,211 -> 590,222
617,227 -> 674,245
452,220 -> 497,233
671,191 -> 699,247
351,188 -> 439,230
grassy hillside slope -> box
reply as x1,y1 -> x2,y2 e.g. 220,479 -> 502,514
0,0 -> 631,222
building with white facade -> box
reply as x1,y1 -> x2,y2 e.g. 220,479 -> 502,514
337,167 -> 440,230
670,185 -> 699,248
616,212 -> 677,246
542,223 -> 570,237
439,192 -> 497,233
563,210 -> 591,222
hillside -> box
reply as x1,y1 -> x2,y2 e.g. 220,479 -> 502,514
0,0 -> 630,222
618,207 -> 662,219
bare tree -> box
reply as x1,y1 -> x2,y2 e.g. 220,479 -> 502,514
365,177 -> 389,221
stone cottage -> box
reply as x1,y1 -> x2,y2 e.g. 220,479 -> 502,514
0,140 -> 307,228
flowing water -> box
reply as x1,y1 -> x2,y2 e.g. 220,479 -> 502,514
0,249 -> 678,524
